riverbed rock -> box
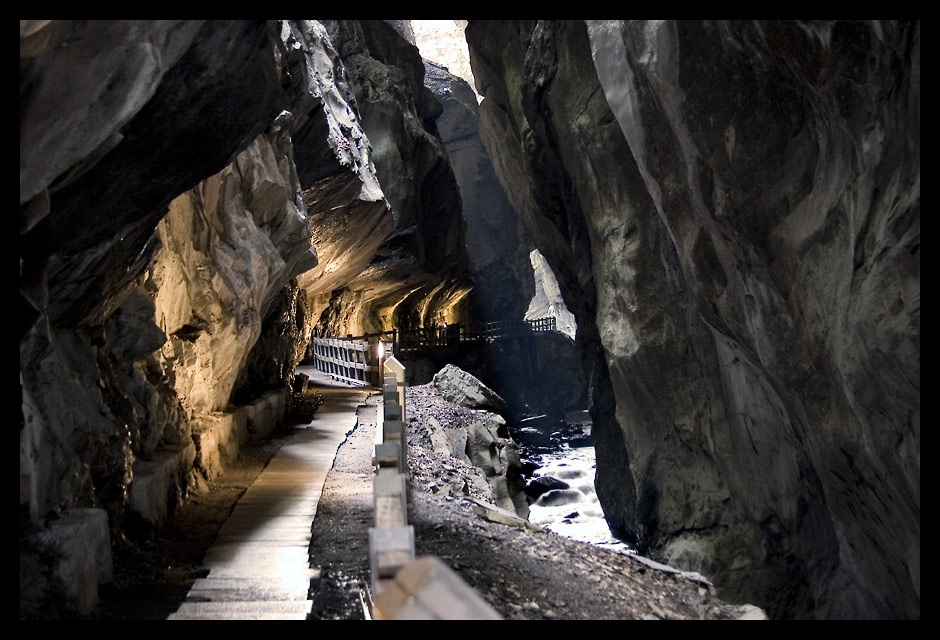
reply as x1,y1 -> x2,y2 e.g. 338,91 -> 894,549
408,384 -> 528,519
432,364 -> 507,412
524,476 -> 570,500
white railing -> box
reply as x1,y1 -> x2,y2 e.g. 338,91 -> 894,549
368,357 -> 501,620
310,336 -> 381,387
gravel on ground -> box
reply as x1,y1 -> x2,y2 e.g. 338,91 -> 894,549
92,383 -> 765,620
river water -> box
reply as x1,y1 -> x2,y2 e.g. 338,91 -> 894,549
513,414 -> 635,556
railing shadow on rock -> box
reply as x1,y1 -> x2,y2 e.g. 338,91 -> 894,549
366,355 -> 502,620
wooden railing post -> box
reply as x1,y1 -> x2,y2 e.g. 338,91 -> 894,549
366,356 -> 503,620
370,356 -> 414,592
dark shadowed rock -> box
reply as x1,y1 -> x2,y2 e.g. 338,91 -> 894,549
524,476 -> 570,500
467,19 -> 919,619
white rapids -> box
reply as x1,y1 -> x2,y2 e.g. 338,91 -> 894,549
526,443 -> 634,555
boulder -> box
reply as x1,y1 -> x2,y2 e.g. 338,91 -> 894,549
524,475 -> 570,500
469,498 -> 544,533
511,427 -> 553,450
432,364 -> 507,412
22,508 -> 112,617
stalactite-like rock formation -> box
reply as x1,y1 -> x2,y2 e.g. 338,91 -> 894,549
467,19 -> 919,619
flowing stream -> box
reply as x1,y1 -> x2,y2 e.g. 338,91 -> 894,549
514,413 -> 635,555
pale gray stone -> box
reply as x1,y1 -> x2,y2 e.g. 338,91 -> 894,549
432,364 -> 507,412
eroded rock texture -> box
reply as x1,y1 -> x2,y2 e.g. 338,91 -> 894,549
20,20 -> 303,615
144,116 -> 316,416
467,19 -> 919,619
423,59 -> 533,324
306,20 -> 473,336
20,18 -> 918,621
19,19 -> 475,617
418,37 -> 588,422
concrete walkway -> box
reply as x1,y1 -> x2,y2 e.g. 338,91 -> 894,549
168,369 -> 373,620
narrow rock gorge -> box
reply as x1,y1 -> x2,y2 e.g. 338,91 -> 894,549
20,19 -> 918,620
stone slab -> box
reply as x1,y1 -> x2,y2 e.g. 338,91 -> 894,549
185,587 -> 311,602
167,380 -> 368,620
167,600 -> 312,620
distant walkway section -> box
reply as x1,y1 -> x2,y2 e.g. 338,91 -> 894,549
168,368 -> 371,620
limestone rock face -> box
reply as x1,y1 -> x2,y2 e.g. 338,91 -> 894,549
144,117 -> 314,415
21,19 -> 331,615
308,19 -> 472,336
432,364 -> 507,413
20,19 -> 298,535
423,59 -> 534,324
467,19 -> 919,619
412,20 -> 480,103
20,20 -> 205,211
20,19 -> 477,617
524,248 -> 577,340
21,20 -> 291,331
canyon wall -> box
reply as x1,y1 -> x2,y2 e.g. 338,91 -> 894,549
19,19 -> 475,616
423,59 -> 534,324
19,19 -> 919,620
466,19 -> 919,619
417,34 -> 587,420
305,20 -> 473,337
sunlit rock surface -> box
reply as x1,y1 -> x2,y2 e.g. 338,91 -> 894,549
287,19 -> 395,332
467,19 -> 919,619
525,249 -> 577,340
145,117 -> 315,415
308,19 -> 473,337
412,20 -> 480,103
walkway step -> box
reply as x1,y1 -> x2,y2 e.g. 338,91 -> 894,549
168,600 -> 313,620
187,575 -> 316,599
167,370 -> 371,620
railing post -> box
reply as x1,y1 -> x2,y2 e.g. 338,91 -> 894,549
370,356 -> 414,594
